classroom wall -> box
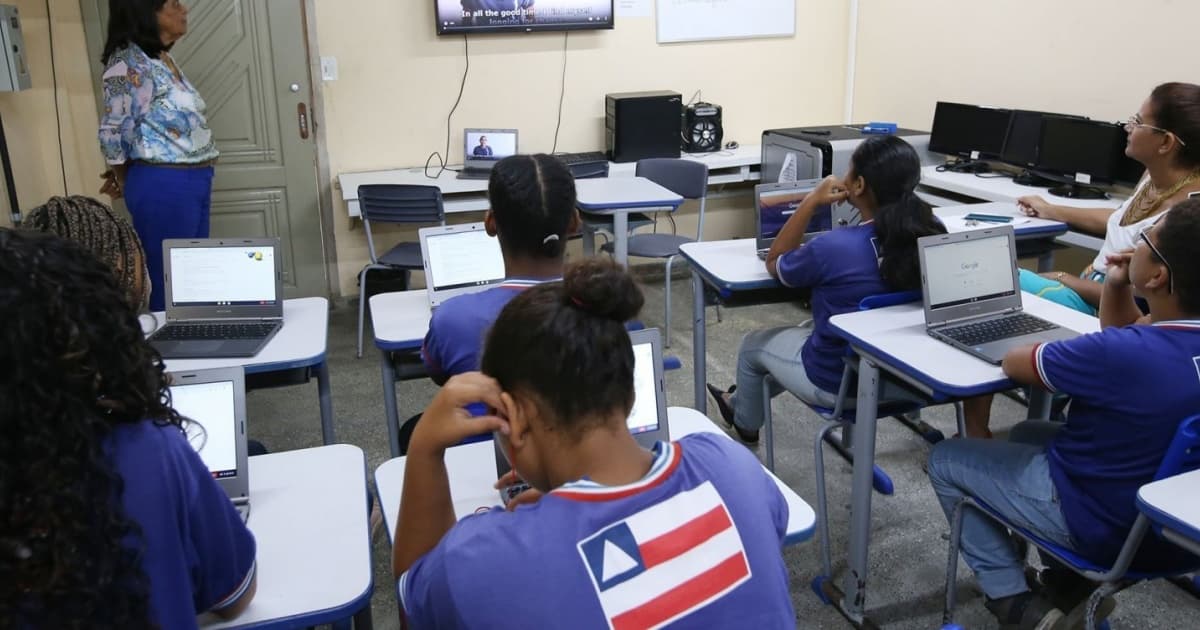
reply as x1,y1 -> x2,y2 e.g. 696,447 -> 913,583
0,0 -> 104,228
314,0 -> 851,295
850,0 -> 1200,131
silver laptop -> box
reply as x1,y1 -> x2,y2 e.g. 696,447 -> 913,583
457,128 -> 518,180
754,179 -> 831,260
149,238 -> 283,359
419,223 -> 507,308
918,225 -> 1076,364
168,367 -> 251,522
495,328 -> 671,502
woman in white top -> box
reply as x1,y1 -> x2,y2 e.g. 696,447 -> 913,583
1016,82 -> 1200,314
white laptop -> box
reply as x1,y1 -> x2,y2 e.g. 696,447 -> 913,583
458,128 -> 518,180
167,366 -> 251,522
148,238 -> 283,359
419,223 -> 507,308
754,179 -> 832,260
918,225 -> 1076,364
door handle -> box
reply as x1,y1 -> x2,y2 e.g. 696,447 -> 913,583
297,102 -> 310,140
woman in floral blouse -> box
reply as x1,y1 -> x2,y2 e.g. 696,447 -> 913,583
98,0 -> 217,312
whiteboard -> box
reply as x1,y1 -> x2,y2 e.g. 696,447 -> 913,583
656,0 -> 795,44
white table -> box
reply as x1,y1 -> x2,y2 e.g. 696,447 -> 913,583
823,293 -> 1099,625
369,290 -> 432,457
1137,469 -> 1200,558
574,176 -> 684,266
155,297 -> 337,444
200,444 -> 373,629
374,406 -> 816,547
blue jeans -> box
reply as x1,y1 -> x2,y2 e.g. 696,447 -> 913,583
927,421 -> 1076,600
125,163 -> 215,311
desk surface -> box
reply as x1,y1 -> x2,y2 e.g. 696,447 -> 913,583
156,297 -> 329,374
1137,469 -> 1200,552
921,166 -> 1127,210
201,444 -> 372,629
370,290 -> 430,351
375,406 -> 816,547
575,176 -> 683,211
828,292 -> 1100,398
933,201 -> 1068,237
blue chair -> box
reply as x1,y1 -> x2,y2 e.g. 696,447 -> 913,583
759,290 -> 966,596
942,414 -> 1200,630
356,184 -> 445,358
600,159 -> 709,347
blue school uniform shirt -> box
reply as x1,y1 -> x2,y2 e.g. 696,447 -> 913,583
1033,321 -> 1200,569
774,223 -> 887,393
107,420 -> 257,628
422,279 -> 556,380
399,433 -> 795,629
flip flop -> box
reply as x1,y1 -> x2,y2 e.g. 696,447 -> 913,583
706,383 -> 758,444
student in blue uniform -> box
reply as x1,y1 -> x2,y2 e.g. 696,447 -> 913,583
0,229 -> 256,629
421,153 -> 579,384
708,135 -> 945,442
394,259 -> 795,629
927,199 -> 1200,629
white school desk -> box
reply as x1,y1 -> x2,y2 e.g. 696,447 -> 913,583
919,165 -> 1128,252
824,293 -> 1099,626
155,297 -> 337,444
677,209 -> 1070,413
200,444 -> 373,629
1137,469 -> 1200,558
574,176 -> 684,266
374,406 -> 816,548
337,144 -> 763,218
369,290 -> 431,458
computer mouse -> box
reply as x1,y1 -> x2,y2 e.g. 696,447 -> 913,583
724,140 -> 739,150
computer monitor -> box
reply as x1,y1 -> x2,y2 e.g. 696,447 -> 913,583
463,128 -> 517,170
928,102 -> 1013,168
1001,110 -> 1086,186
1034,117 -> 1125,199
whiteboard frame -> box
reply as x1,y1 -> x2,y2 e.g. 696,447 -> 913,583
655,0 -> 797,44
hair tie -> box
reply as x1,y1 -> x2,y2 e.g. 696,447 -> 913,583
542,234 -> 560,244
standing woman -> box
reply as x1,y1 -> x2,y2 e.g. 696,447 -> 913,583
98,0 -> 217,312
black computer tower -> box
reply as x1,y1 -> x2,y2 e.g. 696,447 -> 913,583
605,91 -> 682,163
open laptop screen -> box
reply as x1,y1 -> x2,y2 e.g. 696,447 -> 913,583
627,341 -> 659,435
169,245 -> 277,307
464,129 -> 517,167
924,233 -> 1016,310
170,379 -> 239,479
425,229 -> 506,292
756,183 -> 832,245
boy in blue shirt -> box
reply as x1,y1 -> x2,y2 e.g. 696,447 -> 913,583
395,260 -> 796,629
928,199 -> 1200,629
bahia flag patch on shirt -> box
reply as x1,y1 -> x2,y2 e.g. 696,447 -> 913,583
575,481 -> 751,630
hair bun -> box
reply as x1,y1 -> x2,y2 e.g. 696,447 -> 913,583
563,259 -> 644,322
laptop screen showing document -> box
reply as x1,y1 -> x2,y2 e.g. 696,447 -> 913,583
420,223 -> 507,307
168,244 -> 278,308
173,379 -> 240,479
923,232 -> 1018,311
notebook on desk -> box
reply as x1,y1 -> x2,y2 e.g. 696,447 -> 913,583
457,128 -> 518,180
754,179 -> 832,260
419,222 -> 507,308
917,225 -> 1076,364
168,366 -> 251,522
148,238 -> 283,359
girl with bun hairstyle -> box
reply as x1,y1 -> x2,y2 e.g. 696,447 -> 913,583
392,259 -> 795,629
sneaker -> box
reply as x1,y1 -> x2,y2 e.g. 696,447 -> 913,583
984,592 -> 1065,630
705,383 -> 759,444
1032,568 -> 1116,628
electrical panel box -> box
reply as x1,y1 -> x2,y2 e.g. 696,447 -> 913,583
0,5 -> 31,92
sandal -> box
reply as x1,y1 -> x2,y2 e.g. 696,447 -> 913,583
706,383 -> 759,444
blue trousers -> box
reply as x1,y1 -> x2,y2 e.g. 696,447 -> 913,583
125,163 -> 215,312
927,421 -> 1076,600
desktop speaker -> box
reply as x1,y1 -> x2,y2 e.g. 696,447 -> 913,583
605,90 -> 682,163
682,102 -> 723,153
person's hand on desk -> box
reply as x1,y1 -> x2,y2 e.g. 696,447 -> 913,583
1016,195 -> 1058,221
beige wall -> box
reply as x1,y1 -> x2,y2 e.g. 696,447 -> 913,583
0,0 -> 104,228
850,0 -> 1199,129
314,1 -> 850,294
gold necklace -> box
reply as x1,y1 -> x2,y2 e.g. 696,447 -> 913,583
1121,169 -> 1200,226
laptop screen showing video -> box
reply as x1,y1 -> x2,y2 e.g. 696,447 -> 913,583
924,234 -> 1016,310
169,245 -> 277,307
426,229 -> 506,292
170,380 -> 239,479
465,129 -> 516,164
757,186 -> 832,242
627,341 -> 659,435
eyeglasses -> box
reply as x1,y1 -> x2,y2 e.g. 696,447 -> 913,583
1125,114 -> 1188,147
1138,224 -> 1174,294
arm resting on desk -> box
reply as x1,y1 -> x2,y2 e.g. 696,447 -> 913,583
1017,196 -> 1114,236
209,572 -> 258,620
1051,272 -> 1104,309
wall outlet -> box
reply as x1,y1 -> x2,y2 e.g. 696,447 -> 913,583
320,56 -> 338,81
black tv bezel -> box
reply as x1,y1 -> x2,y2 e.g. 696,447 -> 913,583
1033,116 -> 1126,185
928,101 -> 1013,160
434,0 -> 615,36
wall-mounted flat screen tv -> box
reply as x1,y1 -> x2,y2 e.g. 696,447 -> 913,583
435,1 -> 615,35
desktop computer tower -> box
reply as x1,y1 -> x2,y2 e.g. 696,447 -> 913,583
762,125 -> 936,226
606,91 -> 682,163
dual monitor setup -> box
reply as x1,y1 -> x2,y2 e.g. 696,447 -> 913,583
929,101 -> 1143,199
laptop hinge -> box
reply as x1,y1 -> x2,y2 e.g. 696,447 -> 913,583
936,305 -> 1022,327
232,497 -> 250,506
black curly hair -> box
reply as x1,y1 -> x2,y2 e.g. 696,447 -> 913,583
0,229 -> 186,629
487,154 -> 577,260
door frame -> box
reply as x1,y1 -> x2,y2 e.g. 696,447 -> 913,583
77,0 -> 341,299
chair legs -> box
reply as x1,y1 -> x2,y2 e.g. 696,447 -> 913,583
942,498 -> 968,624
664,255 -> 678,348
814,419 -> 848,578
357,266 -> 370,359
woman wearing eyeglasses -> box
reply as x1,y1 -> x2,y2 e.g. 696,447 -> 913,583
1016,82 -> 1200,314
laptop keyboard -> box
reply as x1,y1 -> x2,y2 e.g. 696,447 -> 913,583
152,322 -> 277,342
557,151 -> 608,165
939,313 -> 1058,347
